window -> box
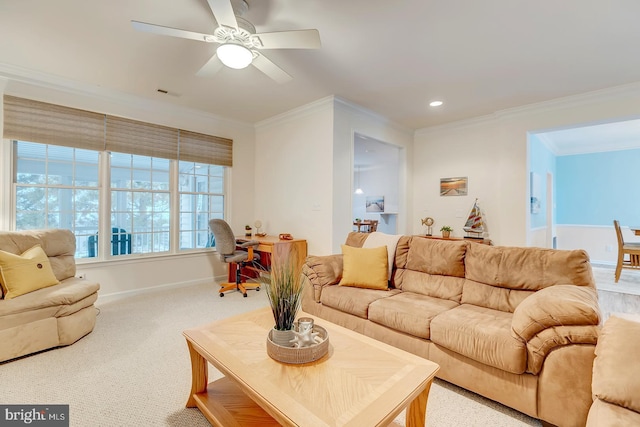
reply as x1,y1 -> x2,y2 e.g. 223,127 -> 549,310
179,162 -> 225,249
110,153 -> 171,255
14,141 -> 99,258
12,140 -> 226,259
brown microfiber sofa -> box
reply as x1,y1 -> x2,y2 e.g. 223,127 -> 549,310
0,229 -> 100,362
301,232 -> 601,427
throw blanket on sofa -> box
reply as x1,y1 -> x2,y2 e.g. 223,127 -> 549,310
362,232 -> 403,279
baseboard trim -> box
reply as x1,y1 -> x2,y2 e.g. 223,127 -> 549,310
96,275 -> 227,305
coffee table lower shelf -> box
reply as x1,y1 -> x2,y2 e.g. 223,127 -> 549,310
191,376 -> 280,427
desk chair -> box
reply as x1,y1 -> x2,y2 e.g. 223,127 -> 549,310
209,219 -> 261,297
613,220 -> 640,282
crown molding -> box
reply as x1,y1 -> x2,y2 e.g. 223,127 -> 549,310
416,80 -> 640,137
414,112 -> 499,137
333,96 -> 413,135
255,94 -> 412,135
254,95 -> 335,130
496,81 -> 640,121
0,62 -> 253,132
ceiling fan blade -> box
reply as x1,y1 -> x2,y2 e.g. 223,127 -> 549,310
254,29 -> 321,49
131,21 -> 213,42
206,0 -> 238,29
252,53 -> 292,84
196,54 -> 224,77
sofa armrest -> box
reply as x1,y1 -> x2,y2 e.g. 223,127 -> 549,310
512,285 -> 600,374
301,254 -> 343,303
512,284 -> 600,342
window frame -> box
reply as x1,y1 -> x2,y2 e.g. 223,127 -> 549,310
8,139 -> 228,263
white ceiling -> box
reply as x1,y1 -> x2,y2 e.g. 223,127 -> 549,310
1,1 -> 640,131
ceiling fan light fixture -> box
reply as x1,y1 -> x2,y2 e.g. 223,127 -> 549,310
217,43 -> 253,69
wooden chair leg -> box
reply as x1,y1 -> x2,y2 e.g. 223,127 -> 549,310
615,253 -> 623,283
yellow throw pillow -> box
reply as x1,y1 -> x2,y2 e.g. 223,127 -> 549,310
0,245 -> 59,299
338,244 -> 389,290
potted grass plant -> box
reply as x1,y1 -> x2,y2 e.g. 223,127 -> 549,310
262,258 -> 304,347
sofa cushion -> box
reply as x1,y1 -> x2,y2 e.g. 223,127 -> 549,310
592,315 -> 640,414
0,278 -> 100,317
0,245 -> 60,299
338,245 -> 388,290
320,285 -> 400,319
0,229 -> 76,282
395,269 -> 464,302
405,237 -> 467,278
430,304 -> 526,374
368,292 -> 459,339
462,279 -> 534,313
465,243 -> 594,291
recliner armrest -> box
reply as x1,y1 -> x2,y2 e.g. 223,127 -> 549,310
511,284 -> 600,342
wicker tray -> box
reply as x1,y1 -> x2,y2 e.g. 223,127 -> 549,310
266,325 -> 329,364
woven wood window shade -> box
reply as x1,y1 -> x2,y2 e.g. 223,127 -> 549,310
179,130 -> 233,167
3,95 -> 105,151
4,96 -> 233,166
106,116 -> 178,160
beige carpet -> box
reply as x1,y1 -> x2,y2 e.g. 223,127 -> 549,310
0,282 -> 542,426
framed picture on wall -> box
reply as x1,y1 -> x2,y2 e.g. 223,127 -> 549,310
366,196 -> 385,212
440,177 -> 468,196
530,172 -> 541,214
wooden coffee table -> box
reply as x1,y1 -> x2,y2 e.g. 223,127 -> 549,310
183,307 -> 439,426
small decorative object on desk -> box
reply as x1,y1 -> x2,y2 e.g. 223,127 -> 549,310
254,220 -> 267,237
440,225 -> 453,238
278,233 -> 293,240
244,225 -> 252,237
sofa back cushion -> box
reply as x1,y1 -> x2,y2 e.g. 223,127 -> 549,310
393,237 -> 467,302
0,229 -> 76,286
461,280 -> 534,313
345,232 -> 368,248
463,243 -> 594,312
465,243 -> 594,290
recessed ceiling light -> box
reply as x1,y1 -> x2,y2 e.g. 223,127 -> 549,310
429,101 -> 443,107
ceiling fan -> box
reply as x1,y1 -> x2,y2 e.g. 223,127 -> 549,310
131,0 -> 321,84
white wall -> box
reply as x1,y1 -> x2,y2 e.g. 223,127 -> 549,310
0,71 -> 256,298
254,98 -> 335,256
414,82 -> 640,247
255,97 -> 413,255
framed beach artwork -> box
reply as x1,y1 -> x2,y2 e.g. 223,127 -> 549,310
365,196 -> 385,213
440,177 -> 468,196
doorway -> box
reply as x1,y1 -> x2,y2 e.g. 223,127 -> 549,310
353,133 -> 401,234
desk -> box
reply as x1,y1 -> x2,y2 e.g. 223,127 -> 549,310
229,235 -> 307,282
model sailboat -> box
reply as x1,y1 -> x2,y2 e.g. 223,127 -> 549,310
463,198 -> 486,239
